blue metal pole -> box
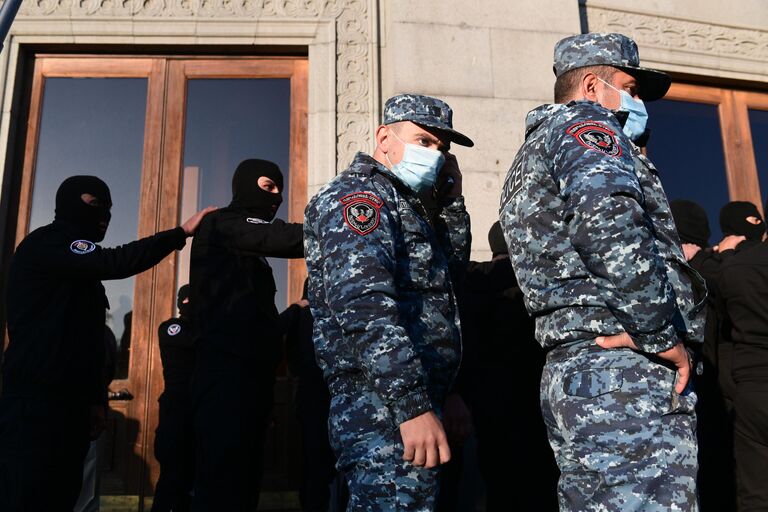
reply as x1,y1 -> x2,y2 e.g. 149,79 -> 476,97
0,0 -> 23,53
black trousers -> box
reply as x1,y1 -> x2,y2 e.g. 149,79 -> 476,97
465,369 -> 559,512
152,391 -> 195,512
733,380 -> 768,512
191,373 -> 273,512
295,379 -> 347,512
0,396 -> 91,512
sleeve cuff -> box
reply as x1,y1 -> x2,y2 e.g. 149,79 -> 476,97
169,226 -> 187,249
631,322 -> 679,354
389,388 -> 433,426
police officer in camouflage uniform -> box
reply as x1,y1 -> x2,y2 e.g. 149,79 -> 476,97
499,33 -> 707,511
304,94 -> 473,511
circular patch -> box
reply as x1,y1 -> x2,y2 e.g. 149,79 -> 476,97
70,240 -> 96,255
340,192 -> 383,236
566,121 -> 622,157
167,323 -> 181,336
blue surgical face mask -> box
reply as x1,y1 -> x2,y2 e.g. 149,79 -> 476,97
598,78 -> 649,142
385,129 -> 445,194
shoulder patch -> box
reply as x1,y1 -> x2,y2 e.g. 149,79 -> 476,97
167,323 -> 181,336
246,217 -> 269,225
340,192 -> 383,235
566,121 -> 622,157
70,240 -> 96,255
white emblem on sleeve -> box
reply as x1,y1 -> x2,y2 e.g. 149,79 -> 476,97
70,240 -> 96,255
167,323 -> 182,336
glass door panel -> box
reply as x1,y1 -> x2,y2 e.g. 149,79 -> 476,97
647,99 -> 730,242
180,78 -> 291,307
748,108 -> 768,209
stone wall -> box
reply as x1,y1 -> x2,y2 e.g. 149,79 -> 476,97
381,0 -> 582,260
586,0 -> 768,82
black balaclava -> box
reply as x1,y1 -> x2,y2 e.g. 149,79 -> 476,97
670,199 -> 710,248
177,284 -> 190,319
54,175 -> 112,242
488,221 -> 508,257
230,159 -> 284,221
720,201 -> 765,241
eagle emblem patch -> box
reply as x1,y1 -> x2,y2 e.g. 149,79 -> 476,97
566,121 -> 622,157
341,192 -> 383,235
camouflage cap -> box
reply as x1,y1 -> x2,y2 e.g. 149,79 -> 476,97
383,94 -> 474,147
553,32 -> 671,101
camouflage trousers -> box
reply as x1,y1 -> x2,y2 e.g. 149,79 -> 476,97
541,343 -> 699,511
328,382 -> 438,511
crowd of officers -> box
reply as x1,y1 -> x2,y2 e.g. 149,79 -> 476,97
671,199 -> 768,512
4,160 -> 767,512
1,32 -> 768,512
0,162 -> 555,512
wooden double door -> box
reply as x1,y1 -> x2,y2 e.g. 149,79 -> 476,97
13,54 -> 308,506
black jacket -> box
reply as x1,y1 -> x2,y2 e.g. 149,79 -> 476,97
455,257 -> 543,391
3,220 -> 187,405
688,248 -> 726,367
158,316 -> 195,393
189,209 -> 303,368
718,240 -> 768,380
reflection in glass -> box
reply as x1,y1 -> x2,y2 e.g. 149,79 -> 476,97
646,99 -> 730,243
749,109 -> 768,208
28,78 -> 147,378
180,78 -> 291,308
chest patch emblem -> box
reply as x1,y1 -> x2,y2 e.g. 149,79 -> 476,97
341,192 -> 383,235
167,323 -> 181,336
70,240 -> 96,255
246,217 -> 268,224
566,121 -> 622,157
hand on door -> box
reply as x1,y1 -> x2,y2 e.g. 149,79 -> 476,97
181,206 -> 218,236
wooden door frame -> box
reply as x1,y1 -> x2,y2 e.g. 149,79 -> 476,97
664,83 -> 768,212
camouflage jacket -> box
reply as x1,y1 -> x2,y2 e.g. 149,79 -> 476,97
304,152 -> 470,425
500,101 -> 705,353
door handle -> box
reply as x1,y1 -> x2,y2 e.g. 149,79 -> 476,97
107,388 -> 134,401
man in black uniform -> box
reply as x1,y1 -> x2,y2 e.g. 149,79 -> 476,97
153,284 -> 195,512
0,175 -> 214,512
282,280 -> 348,512
189,159 -> 304,512
457,222 -> 558,511
716,201 -> 768,512
670,199 -> 736,511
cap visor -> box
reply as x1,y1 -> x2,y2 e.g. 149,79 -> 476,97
618,65 -> 671,101
415,121 -> 475,147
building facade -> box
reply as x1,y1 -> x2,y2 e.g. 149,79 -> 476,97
0,0 -> 766,508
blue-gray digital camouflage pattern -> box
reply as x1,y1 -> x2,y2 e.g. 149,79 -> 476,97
542,344 -> 698,511
500,100 -> 705,354
304,152 -> 470,510
553,33 -> 671,101
383,94 -> 474,147
499,100 -> 706,510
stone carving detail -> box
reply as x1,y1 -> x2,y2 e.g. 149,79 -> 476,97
17,0 -> 376,168
588,7 -> 768,61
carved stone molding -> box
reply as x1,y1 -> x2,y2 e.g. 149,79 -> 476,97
587,4 -> 768,67
16,0 -> 378,169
